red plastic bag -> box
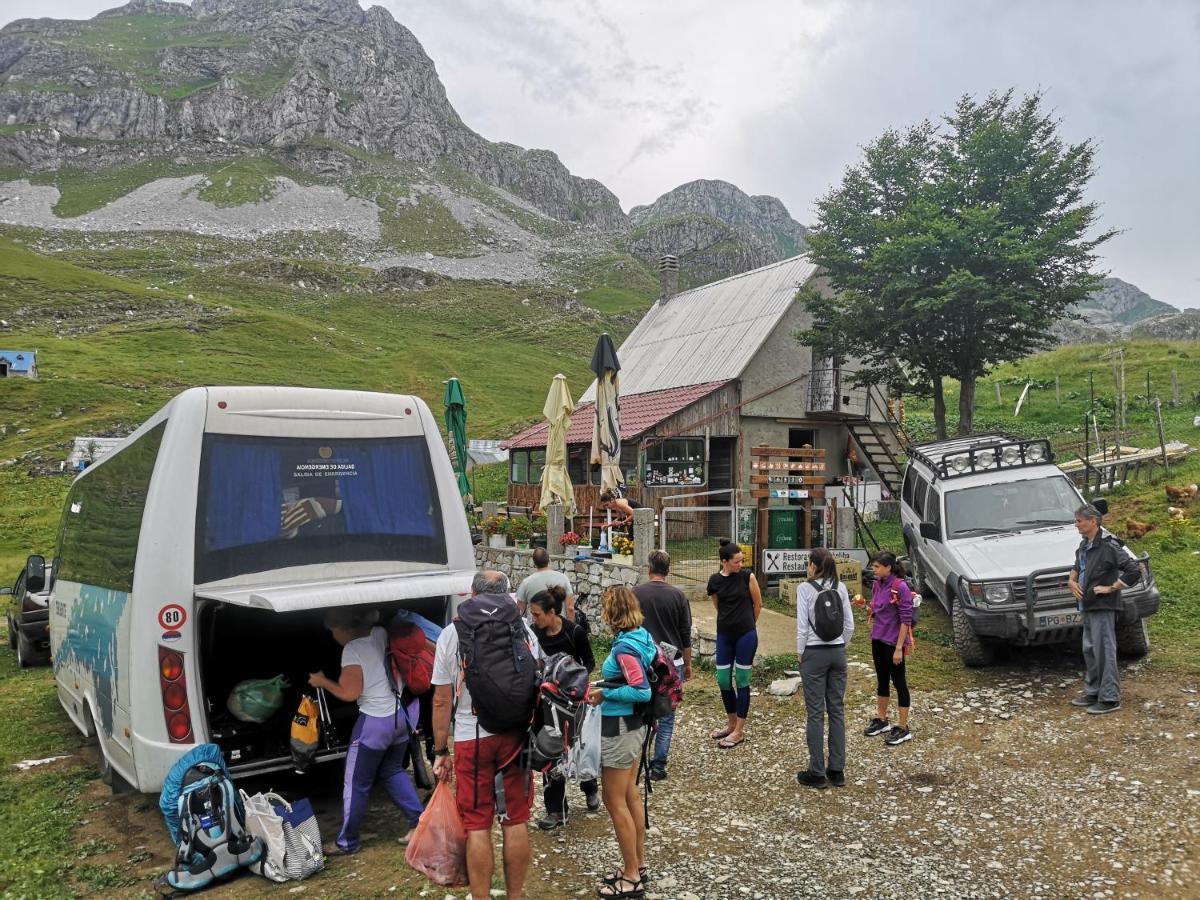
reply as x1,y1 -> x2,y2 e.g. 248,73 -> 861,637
405,782 -> 468,887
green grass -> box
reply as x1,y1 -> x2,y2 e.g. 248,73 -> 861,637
59,15 -> 251,76
196,156 -> 310,207
29,159 -> 198,218
234,63 -> 295,98
377,190 -> 487,256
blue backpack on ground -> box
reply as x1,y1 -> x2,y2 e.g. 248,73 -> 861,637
160,758 -> 263,892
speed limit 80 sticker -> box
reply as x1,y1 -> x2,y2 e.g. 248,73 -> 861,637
158,604 -> 187,631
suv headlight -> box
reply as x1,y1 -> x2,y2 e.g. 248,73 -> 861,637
967,581 -> 1013,604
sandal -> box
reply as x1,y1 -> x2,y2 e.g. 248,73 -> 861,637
717,735 -> 745,749
602,866 -> 648,886
597,875 -> 644,898
710,727 -> 734,740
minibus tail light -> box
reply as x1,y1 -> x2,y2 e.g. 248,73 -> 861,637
158,646 -> 193,744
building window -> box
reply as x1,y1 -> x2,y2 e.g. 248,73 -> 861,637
643,438 -> 705,488
510,450 -> 529,484
528,450 -> 545,485
568,446 -> 589,485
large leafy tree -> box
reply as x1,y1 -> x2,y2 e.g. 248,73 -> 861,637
799,90 -> 1115,437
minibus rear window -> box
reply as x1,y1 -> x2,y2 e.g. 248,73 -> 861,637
195,434 -> 447,582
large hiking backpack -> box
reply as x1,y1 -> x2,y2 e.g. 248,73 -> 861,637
163,762 -> 263,892
453,595 -> 539,735
387,620 -> 436,697
615,637 -> 682,728
809,580 -> 845,642
529,652 -> 591,773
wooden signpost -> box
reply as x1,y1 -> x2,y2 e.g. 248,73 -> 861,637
750,445 -> 826,591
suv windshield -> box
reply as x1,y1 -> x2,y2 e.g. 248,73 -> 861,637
943,475 -> 1079,539
195,434 -> 446,582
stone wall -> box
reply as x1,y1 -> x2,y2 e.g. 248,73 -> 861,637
473,546 -> 643,635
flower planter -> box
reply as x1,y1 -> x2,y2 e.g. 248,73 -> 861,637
611,553 -> 633,567
488,534 -> 507,549
561,544 -> 579,557
514,540 -> 530,551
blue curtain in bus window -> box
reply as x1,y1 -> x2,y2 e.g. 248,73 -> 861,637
337,442 -> 436,537
206,443 -> 283,550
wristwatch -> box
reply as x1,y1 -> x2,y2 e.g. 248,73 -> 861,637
433,747 -> 450,758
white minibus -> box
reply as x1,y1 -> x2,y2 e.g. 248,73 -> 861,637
50,387 -> 474,792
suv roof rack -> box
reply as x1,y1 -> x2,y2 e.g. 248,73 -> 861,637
909,433 -> 1055,481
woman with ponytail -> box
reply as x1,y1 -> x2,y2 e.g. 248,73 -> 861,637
706,538 -> 761,749
863,551 -> 915,746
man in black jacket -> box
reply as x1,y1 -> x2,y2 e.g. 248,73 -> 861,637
1068,504 -> 1142,715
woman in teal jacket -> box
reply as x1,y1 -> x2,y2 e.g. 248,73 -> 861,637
589,585 -> 657,900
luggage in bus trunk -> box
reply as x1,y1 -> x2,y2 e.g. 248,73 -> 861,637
196,595 -> 450,776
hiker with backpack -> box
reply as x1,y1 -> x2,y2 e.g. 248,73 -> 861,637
862,551 -> 916,747
528,584 -> 600,829
706,538 -> 762,750
590,585 -> 659,900
633,549 -> 692,781
794,548 -> 855,789
430,570 -> 541,900
308,607 -> 423,855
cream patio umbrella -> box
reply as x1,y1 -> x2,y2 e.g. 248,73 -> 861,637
538,373 -> 576,517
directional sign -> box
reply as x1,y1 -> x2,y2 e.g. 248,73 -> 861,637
763,548 -> 870,575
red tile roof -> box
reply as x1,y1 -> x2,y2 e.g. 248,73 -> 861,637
502,381 -> 732,450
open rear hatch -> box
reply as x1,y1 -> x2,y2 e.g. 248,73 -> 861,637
194,571 -> 471,776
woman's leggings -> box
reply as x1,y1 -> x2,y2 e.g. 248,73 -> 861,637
872,638 -> 911,708
715,629 -> 758,719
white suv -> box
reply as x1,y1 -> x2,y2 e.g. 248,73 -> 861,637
900,434 -> 1160,666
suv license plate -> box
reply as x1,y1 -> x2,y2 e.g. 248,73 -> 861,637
1037,611 -> 1082,628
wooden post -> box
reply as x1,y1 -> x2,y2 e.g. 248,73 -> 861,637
1055,375 -> 1061,406
995,382 -> 1002,405
482,501 -> 499,520
1155,399 -> 1169,474
1082,413 -> 1090,494
1172,370 -> 1180,408
632,507 -> 655,572
1146,371 -> 1152,408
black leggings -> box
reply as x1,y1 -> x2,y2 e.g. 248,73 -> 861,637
872,638 -> 911,708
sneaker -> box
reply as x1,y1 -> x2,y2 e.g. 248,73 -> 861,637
827,769 -> 846,788
648,765 -> 667,782
795,770 -> 828,789
1070,694 -> 1098,708
535,814 -> 565,831
1087,700 -> 1121,715
884,726 -> 913,746
585,792 -> 602,812
864,718 -> 890,737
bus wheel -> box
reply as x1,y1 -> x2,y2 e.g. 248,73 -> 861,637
83,706 -> 133,793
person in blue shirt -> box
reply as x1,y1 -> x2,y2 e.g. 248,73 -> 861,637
589,586 -> 656,900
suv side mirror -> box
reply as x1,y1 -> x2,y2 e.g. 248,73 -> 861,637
1092,498 -> 1109,516
919,522 -> 941,543
25,555 -> 46,593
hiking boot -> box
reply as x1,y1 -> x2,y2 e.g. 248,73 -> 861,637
585,792 -> 602,812
1070,694 -> 1098,707
795,770 -> 828,789
536,814 -> 565,831
827,769 -> 846,788
864,718 -> 890,737
648,765 -> 667,782
1087,700 -> 1121,715
884,726 -> 913,746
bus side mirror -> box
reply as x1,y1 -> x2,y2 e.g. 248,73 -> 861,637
919,522 -> 941,543
25,555 -> 46,593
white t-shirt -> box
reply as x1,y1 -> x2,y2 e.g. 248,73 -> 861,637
431,602 -> 543,744
341,626 -> 398,719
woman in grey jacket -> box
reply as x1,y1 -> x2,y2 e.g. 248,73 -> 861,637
795,548 -> 855,789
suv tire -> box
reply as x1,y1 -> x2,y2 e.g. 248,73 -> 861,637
1115,618 -> 1150,658
905,542 -> 931,598
16,630 -> 35,668
6,615 -> 15,650
952,593 -> 995,667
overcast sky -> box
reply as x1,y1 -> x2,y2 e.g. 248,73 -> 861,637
3,0 -> 1197,308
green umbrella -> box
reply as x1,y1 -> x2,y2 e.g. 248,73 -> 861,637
444,377 -> 471,499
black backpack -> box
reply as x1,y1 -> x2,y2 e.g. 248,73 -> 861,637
453,595 -> 539,735
529,652 -> 591,773
808,579 -> 845,642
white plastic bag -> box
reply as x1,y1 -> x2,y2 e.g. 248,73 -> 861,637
240,790 -> 323,882
565,704 -> 601,783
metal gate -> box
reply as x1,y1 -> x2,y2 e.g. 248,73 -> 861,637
658,489 -> 736,591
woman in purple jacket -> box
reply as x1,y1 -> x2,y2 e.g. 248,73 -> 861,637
862,551 -> 914,746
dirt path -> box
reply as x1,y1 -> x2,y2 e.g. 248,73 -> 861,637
74,657 -> 1199,899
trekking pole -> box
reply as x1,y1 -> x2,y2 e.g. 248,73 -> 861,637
316,688 -> 337,750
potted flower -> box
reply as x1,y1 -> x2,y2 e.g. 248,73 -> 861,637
559,530 -> 581,557
611,534 -> 635,566
483,515 -> 508,549
508,515 -> 534,550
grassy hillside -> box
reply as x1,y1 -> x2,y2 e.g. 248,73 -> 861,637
0,232 -> 645,573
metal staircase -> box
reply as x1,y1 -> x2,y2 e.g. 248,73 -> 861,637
846,385 -> 908,495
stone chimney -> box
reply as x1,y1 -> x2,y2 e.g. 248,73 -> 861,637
657,254 -> 679,300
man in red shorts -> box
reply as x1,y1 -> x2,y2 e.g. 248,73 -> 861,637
432,570 -> 540,900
